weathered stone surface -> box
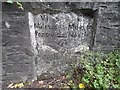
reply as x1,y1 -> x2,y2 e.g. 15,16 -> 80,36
2,72 -> 33,88
34,13 -> 92,49
2,28 -> 30,38
94,2 -> 119,51
2,35 -> 31,47
2,3 -> 36,88
31,2 -> 119,77
118,2 -> 120,48
34,12 -> 92,76
2,2 -> 120,88
2,19 -> 28,29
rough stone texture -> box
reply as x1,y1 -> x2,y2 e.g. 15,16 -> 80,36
0,1 -> 2,89
31,2 -> 119,77
2,3 -> 36,88
1,0 -> 120,2
118,2 -> 120,48
23,2 -> 98,77
2,2 -> 120,88
34,12 -> 93,76
94,2 -> 120,51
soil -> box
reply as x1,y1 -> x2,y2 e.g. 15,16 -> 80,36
24,74 -> 71,89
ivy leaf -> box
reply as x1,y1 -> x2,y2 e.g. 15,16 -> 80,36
16,2 -> 22,7
7,0 -> 13,4
16,2 -> 24,10
93,80 -> 99,88
113,84 -> 119,88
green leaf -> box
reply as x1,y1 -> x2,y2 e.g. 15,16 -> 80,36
113,84 -> 119,88
93,80 -> 99,88
66,74 -> 71,80
7,0 -> 13,4
72,87 -> 78,90
16,2 -> 22,7
16,2 -> 24,10
83,78 -> 89,83
98,78 -> 103,86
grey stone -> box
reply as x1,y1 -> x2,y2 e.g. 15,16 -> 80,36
2,20 -> 28,29
33,11 -> 93,76
94,2 -> 119,51
2,2 -> 120,88
2,12 -> 26,21
3,63 -> 32,73
2,4 -> 36,88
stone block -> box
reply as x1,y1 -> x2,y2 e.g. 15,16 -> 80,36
2,34 -> 30,47
2,28 -> 30,38
2,12 -> 26,21
2,20 -> 28,29
2,72 -> 33,87
3,63 -> 32,74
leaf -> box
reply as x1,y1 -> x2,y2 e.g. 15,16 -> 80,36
98,78 -> 103,86
113,84 -> 119,88
7,83 -> 14,88
38,81 -> 44,85
66,74 -> 71,79
83,78 -> 89,83
69,80 -> 73,83
16,2 -> 22,7
48,85 -> 53,88
17,83 -> 24,88
63,86 -> 70,88
7,83 -> 25,88
18,6 -> 24,10
14,84 -> 18,88
79,83 -> 85,88
16,2 -> 24,10
72,87 -> 78,90
93,80 -> 99,88
7,0 -> 13,4
9,86 -> 15,88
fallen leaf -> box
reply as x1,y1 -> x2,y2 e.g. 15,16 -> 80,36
38,81 -> 44,85
17,83 -> 24,88
14,84 -> 18,88
10,86 -> 15,88
48,85 -> 53,88
7,83 -> 14,88
79,83 -> 85,88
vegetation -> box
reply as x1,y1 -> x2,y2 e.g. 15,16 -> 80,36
7,50 -> 120,89
4,1 -> 120,89
6,0 -> 23,10
66,50 -> 120,90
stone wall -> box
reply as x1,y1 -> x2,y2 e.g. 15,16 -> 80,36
2,3 -> 36,88
2,2 -> 120,88
94,2 -> 120,51
34,12 -> 93,76
28,2 -> 119,77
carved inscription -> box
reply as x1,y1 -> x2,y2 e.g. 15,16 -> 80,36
34,13 -> 93,50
